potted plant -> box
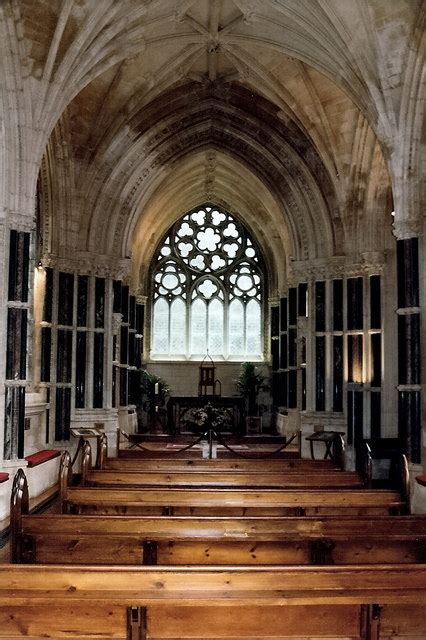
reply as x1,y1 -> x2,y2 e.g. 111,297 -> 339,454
236,362 -> 265,416
140,370 -> 170,432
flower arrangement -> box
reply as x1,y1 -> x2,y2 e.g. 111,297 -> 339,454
185,403 -> 228,433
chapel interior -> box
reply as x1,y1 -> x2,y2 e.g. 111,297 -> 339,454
0,0 -> 425,637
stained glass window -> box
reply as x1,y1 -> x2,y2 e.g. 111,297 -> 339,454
151,204 -> 264,360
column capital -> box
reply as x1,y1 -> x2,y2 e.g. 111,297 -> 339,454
392,219 -> 420,240
41,252 -> 131,280
5,211 -> 36,234
360,251 -> 385,275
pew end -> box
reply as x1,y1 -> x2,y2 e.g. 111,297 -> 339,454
9,468 -> 29,563
59,450 -> 72,513
80,439 -> 93,486
96,432 -> 108,469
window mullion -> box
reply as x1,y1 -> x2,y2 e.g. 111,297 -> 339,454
167,300 -> 171,358
151,203 -> 264,362
206,300 -> 209,354
224,299 -> 229,360
243,301 -> 247,356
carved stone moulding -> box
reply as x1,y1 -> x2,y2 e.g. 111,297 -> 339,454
136,294 -> 147,304
288,253 -> 385,285
41,252 -> 131,280
392,218 -> 420,240
6,211 -> 36,234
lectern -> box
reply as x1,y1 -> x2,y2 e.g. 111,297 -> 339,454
198,354 -> 221,396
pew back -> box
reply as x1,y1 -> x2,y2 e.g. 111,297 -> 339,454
15,514 -> 426,566
84,468 -> 364,488
63,486 -> 405,516
1,564 -> 426,639
102,457 -> 342,472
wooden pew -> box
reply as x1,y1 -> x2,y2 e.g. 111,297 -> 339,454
62,486 -> 406,518
49,449 -> 404,516
92,435 -> 356,488
84,468 -> 365,488
11,470 -> 423,566
12,512 -> 426,566
102,456 -> 343,472
1,564 -> 426,639
66,486 -> 406,515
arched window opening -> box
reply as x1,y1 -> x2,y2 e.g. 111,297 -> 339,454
151,204 -> 264,361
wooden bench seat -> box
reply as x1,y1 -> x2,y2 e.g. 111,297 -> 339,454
102,456 -> 342,472
2,563 -> 426,604
84,468 -> 364,489
48,444 -> 391,516
10,472 -> 422,567
1,564 -> 426,639
63,486 -> 404,516
13,514 -> 426,565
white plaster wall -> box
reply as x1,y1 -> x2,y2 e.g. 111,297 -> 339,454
412,480 -> 426,514
0,456 -> 60,524
24,391 -> 48,455
146,361 -> 271,399
145,361 -> 273,431
0,478 -> 11,524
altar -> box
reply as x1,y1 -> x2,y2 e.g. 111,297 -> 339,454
167,396 -> 246,435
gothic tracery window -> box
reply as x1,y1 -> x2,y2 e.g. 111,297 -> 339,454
151,204 -> 264,360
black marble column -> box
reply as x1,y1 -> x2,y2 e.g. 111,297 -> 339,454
332,336 -> 343,412
113,280 -> 122,313
315,281 -> 326,411
397,237 -> 421,463
55,273 -> 73,438
4,230 -> 30,460
315,336 -> 326,411
75,275 -> 88,408
95,277 -> 105,328
270,305 -> 280,406
277,297 -> 288,408
55,387 -> 71,441
93,333 -> 104,408
4,387 -> 25,459
75,332 -> 86,408
136,303 -> 145,334
270,305 -> 279,369
118,286 -> 130,407
298,283 -> 308,317
287,288 -> 297,408
315,281 -> 326,332
347,390 -> 363,446
332,279 -> 343,331
347,277 -> 363,330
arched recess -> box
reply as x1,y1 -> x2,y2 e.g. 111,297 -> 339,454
77,84 -> 340,268
130,150 -> 293,297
